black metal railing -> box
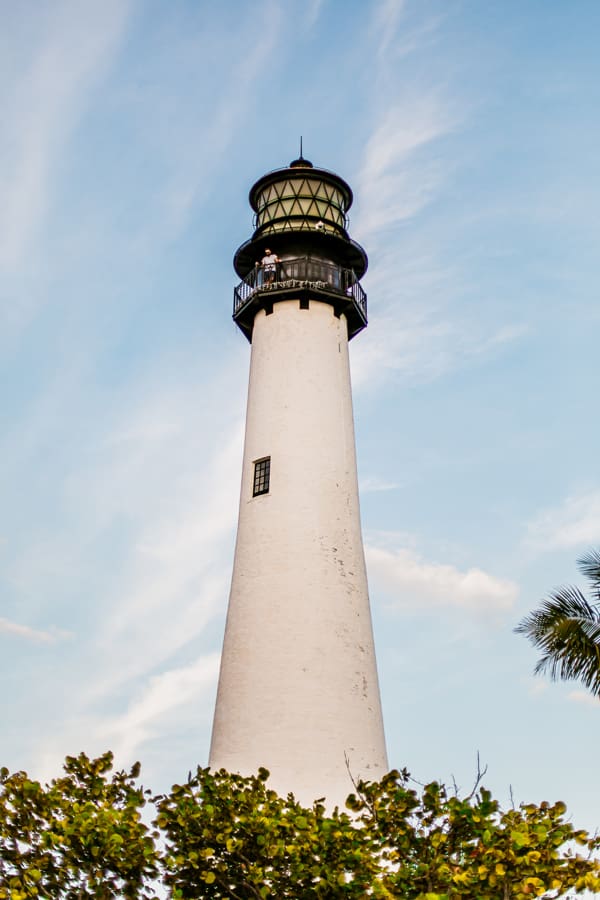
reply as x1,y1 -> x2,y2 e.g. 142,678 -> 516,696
233,256 -> 367,320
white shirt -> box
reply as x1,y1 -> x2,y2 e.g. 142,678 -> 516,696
262,253 -> 278,270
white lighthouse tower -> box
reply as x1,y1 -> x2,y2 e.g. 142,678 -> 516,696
209,154 -> 388,806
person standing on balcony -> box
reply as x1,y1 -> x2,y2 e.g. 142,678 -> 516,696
261,248 -> 279,284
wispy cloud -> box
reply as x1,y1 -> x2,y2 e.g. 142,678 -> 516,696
525,489 -> 600,551
101,654 -> 221,761
344,0 -> 541,399
357,3 -> 458,239
350,297 -> 527,389
139,1 -> 285,245
304,0 -> 326,29
0,0 -> 131,277
527,679 -> 548,698
88,418 -> 242,699
59,372 -> 244,701
366,544 -> 518,613
4,349 -> 244,780
357,94 -> 459,240
360,475 -> 401,494
348,28 -> 525,391
0,617 -> 68,644
371,0 -> 407,60
568,690 -> 600,708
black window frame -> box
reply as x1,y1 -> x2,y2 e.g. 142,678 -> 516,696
252,456 -> 271,497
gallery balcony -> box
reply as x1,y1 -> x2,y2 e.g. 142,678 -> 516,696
233,256 -> 367,342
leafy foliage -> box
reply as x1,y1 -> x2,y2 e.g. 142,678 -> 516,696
516,549 -> 600,698
0,752 -> 157,900
1,753 -> 599,899
155,767 -> 378,898
348,769 -> 600,898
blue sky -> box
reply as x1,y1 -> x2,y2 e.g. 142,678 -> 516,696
1,0 -> 599,833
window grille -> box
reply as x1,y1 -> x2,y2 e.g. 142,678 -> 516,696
253,457 -> 271,497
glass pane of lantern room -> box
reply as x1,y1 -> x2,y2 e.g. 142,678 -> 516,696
280,179 -> 301,199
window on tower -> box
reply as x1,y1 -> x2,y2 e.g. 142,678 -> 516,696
252,457 -> 271,497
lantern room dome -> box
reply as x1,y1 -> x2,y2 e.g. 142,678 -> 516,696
288,154 -> 314,169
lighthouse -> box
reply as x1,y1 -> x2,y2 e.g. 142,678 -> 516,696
209,154 -> 388,806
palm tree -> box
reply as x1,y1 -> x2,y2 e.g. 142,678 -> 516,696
515,549 -> 600,699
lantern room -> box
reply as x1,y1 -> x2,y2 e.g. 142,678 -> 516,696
232,156 -> 369,342
252,162 -> 350,240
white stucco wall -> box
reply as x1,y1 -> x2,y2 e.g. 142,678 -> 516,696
209,298 -> 388,808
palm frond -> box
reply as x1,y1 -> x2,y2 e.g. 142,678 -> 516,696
578,548 -> 600,602
515,584 -> 600,699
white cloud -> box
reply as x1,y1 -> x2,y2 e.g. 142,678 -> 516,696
525,490 -> 600,551
366,544 -> 518,612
